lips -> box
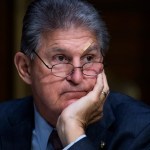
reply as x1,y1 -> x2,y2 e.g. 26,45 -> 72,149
61,91 -> 87,100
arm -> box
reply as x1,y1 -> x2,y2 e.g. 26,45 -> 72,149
56,71 -> 109,148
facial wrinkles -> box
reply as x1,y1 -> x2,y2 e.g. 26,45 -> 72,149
40,41 -> 97,70
34,29 -> 98,94
45,31 -> 96,51
34,69 -> 94,98
50,38 -> 93,55
55,80 -> 95,106
34,40 -> 98,92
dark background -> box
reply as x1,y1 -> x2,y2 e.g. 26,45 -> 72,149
0,0 -> 150,105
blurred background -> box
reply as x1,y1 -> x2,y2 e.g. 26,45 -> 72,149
0,0 -> 150,105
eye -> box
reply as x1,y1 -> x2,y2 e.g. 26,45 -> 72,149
53,55 -> 69,63
83,55 -> 95,63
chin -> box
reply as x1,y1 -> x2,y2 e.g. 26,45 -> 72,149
63,99 -> 78,108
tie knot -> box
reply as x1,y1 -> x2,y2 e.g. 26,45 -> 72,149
48,130 -> 63,150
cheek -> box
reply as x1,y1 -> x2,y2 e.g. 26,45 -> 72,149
85,77 -> 97,91
32,76 -> 66,113
33,75 -> 63,100
31,63 -> 61,94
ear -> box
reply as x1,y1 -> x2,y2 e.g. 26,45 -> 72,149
14,52 -> 32,84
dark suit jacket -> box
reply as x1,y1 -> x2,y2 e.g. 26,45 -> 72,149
0,92 -> 150,150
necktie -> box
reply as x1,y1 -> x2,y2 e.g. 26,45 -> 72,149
47,130 -> 63,150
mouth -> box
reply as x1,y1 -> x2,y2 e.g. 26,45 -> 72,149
61,91 -> 87,101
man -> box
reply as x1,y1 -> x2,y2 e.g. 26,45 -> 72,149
0,0 -> 150,149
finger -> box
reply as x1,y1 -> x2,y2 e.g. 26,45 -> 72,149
102,70 -> 109,94
99,70 -> 109,100
89,97 -> 104,118
88,114 -> 103,125
91,73 -> 104,97
100,92 -> 107,100
89,108 -> 103,121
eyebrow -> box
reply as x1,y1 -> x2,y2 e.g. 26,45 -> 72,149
44,47 -> 66,60
47,43 -> 100,53
47,47 -> 67,53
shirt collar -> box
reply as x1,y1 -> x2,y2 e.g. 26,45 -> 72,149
34,106 -> 53,150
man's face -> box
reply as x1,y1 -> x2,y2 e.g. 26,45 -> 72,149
30,27 -> 103,125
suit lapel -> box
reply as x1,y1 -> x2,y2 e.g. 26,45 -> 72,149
0,132 -> 32,150
86,95 -> 115,149
0,97 -> 34,150
0,94 -> 116,150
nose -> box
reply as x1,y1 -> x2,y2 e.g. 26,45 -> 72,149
66,67 -> 83,84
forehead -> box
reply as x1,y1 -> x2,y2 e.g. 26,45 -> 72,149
40,27 -> 98,53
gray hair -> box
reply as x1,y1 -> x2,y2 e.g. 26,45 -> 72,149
21,0 -> 109,59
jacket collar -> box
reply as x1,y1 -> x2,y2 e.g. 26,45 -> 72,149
86,93 -> 115,149
1,94 -> 115,149
0,96 -> 34,150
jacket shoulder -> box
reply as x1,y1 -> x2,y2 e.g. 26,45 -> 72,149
0,96 -> 33,133
107,92 -> 150,134
107,92 -> 150,112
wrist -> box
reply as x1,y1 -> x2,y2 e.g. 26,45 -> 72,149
56,116 -> 85,146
